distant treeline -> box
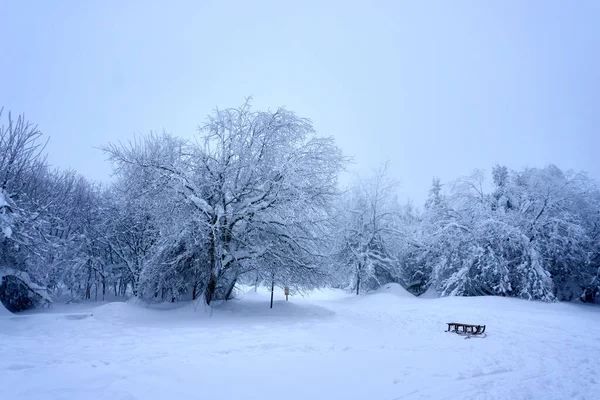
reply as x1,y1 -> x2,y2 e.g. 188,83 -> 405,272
1,103 -> 598,310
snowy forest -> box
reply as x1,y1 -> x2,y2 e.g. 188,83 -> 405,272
1,102 -> 599,312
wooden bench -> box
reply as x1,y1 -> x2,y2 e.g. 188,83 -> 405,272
446,322 -> 486,335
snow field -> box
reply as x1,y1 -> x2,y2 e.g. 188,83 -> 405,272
1,284 -> 599,400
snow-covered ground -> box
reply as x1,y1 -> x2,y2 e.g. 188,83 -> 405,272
1,284 -> 599,400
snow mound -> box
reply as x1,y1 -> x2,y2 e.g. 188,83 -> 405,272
373,283 -> 416,298
90,299 -> 212,326
420,285 -> 441,299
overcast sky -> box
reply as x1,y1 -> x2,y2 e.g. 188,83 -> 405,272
2,0 -> 598,204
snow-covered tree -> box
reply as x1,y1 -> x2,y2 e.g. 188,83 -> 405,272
332,165 -> 401,294
4,103 -> 600,310
0,109 -> 56,310
404,165 -> 600,302
105,101 -> 345,304
0,109 -> 50,273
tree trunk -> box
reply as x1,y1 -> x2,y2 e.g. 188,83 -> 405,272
225,277 -> 238,301
270,278 -> 275,309
205,230 -> 218,305
93,271 -> 97,301
205,273 -> 218,305
86,264 -> 92,300
356,274 -> 360,296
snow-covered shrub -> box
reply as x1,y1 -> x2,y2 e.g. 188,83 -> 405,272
0,270 -> 52,313
407,166 -> 599,302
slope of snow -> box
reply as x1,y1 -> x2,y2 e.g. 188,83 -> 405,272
1,289 -> 599,400
373,282 -> 416,298
420,284 -> 441,299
